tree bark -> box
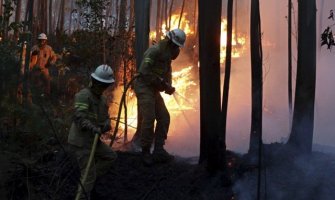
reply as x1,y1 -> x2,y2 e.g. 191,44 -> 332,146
220,0 -> 233,170
57,0 -> 65,33
248,0 -> 263,155
288,0 -> 316,154
178,0 -> 185,28
14,0 -> 22,39
133,0 -> 150,145
0,0 -> 3,16
168,0 -> 174,30
155,0 -> 162,42
68,0 -> 75,34
198,0 -> 222,172
48,0 -> 53,34
288,0 -> 293,128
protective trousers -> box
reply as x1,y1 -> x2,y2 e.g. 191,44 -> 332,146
137,89 -> 170,150
70,142 -> 117,200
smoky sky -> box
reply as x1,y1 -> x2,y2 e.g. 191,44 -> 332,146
156,0 -> 335,157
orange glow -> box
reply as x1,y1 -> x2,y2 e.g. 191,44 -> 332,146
108,66 -> 197,139
150,13 -> 194,41
220,19 -> 247,63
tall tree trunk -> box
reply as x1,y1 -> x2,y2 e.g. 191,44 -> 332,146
248,0 -> 263,156
198,0 -> 222,172
287,0 -> 316,154
114,0 -> 120,36
132,0 -> 150,145
0,0 -> 3,16
288,0 -> 293,128
68,0 -> 74,34
40,0 -> 47,34
168,0 -> 174,30
57,0 -> 65,33
24,0 -> 34,32
178,0 -> 185,28
48,0 -> 53,34
220,0 -> 234,170
14,0 -> 22,39
155,0 -> 161,42
128,0 -> 134,33
249,1 -> 263,199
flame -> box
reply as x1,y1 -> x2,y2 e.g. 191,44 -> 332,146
220,19 -> 247,63
109,66 -> 197,139
161,66 -> 197,113
150,13 -> 194,41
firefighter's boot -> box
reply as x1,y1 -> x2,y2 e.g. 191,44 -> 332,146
141,146 -> 153,166
153,146 -> 174,163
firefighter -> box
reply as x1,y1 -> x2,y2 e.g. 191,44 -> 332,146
30,33 -> 57,97
134,28 -> 186,165
68,65 -> 117,199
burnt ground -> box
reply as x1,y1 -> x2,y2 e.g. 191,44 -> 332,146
1,142 -> 335,200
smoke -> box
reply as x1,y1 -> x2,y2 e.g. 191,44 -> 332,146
118,0 -> 335,157
233,150 -> 335,200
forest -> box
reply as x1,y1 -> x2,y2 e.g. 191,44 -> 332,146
0,0 -> 335,200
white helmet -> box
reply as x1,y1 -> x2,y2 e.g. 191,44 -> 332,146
91,64 -> 115,84
166,28 -> 186,47
38,33 -> 47,40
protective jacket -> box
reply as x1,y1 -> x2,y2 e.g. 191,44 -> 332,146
68,88 -> 109,147
135,38 -> 174,91
134,38 -> 178,150
30,44 -> 57,70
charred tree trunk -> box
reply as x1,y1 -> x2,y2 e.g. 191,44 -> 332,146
288,0 -> 293,128
198,0 -> 222,172
248,0 -> 263,156
287,0 -> 316,154
132,0 -> 150,145
220,0 -> 234,170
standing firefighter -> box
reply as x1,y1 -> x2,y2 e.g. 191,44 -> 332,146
134,28 -> 186,165
30,33 -> 57,97
68,65 -> 117,199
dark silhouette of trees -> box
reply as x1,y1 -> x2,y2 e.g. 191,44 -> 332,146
288,0 -> 317,154
198,0 -> 222,171
248,0 -> 263,156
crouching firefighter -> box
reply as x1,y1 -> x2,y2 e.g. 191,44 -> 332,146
68,65 -> 117,199
134,28 -> 186,166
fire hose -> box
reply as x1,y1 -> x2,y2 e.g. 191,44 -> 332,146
75,133 -> 99,200
108,73 -> 196,147
38,103 -> 89,200
75,74 -> 140,198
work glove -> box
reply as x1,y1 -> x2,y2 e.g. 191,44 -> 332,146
101,119 -> 111,133
32,50 -> 39,56
164,84 -> 175,95
152,77 -> 166,92
92,126 -> 102,136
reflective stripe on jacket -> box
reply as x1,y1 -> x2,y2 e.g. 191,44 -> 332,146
68,88 -> 109,147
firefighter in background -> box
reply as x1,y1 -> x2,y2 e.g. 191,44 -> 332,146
134,28 -> 186,165
30,33 -> 57,97
68,65 -> 117,199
